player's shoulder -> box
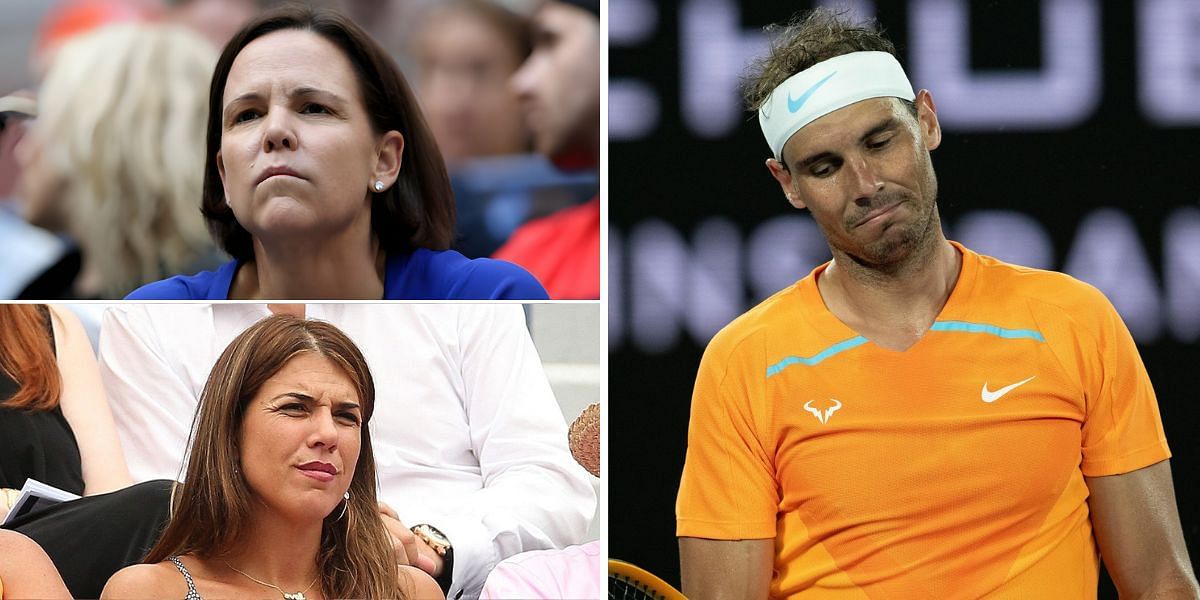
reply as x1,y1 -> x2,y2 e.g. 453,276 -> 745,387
972,250 -> 1116,329
704,280 -> 810,361
974,252 -> 1104,304
101,561 -> 187,599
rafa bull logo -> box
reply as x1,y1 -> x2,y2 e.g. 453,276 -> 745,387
803,399 -> 842,424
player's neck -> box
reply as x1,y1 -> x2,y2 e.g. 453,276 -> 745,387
820,236 -> 961,351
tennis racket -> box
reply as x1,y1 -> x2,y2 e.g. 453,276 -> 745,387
608,559 -> 687,600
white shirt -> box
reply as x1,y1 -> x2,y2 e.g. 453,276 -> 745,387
98,304 -> 596,599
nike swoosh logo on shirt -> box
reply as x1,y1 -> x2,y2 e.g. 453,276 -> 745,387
788,72 -> 837,113
981,375 -> 1036,403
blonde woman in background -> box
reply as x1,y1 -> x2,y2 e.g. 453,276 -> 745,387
15,23 -> 224,299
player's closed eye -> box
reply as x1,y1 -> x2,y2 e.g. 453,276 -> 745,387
867,135 -> 893,150
810,160 -> 840,178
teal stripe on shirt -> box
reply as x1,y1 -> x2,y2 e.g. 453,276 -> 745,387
929,320 -> 1045,342
766,336 -> 868,378
765,321 -> 1043,379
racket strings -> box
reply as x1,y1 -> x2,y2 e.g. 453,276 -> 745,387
608,573 -> 667,600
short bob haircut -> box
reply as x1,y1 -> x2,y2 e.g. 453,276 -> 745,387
144,314 -> 406,599
200,5 -> 456,261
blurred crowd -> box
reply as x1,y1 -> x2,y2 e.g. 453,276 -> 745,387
0,0 -> 600,300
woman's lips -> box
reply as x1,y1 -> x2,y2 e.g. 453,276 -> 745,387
296,461 -> 337,482
255,165 -> 305,185
297,467 -> 335,482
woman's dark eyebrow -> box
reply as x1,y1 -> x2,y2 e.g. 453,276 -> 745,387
290,86 -> 347,105
223,87 -> 347,116
228,91 -> 262,105
222,92 -> 261,120
272,392 -> 315,403
270,393 -> 361,412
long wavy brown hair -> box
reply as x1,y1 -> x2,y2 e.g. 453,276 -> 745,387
144,314 -> 404,599
0,305 -> 62,411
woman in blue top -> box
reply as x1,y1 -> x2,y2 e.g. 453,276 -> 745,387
126,6 -> 547,300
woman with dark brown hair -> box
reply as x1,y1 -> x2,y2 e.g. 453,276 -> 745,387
125,5 -> 547,300
101,315 -> 439,599
0,305 -> 131,519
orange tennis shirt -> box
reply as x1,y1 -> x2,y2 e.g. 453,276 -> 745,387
676,242 -> 1170,598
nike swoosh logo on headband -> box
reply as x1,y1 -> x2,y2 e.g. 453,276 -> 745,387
788,71 -> 837,113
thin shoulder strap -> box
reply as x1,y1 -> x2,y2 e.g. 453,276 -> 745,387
168,557 -> 203,600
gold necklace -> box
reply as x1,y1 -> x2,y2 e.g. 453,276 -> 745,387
224,561 -> 320,600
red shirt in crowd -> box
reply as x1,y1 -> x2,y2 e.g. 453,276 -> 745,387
493,197 -> 599,300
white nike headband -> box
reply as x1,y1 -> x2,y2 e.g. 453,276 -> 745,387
758,51 -> 916,161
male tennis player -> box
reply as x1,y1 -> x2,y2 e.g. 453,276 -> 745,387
676,9 -> 1198,598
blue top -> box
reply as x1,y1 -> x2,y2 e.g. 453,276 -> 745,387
125,248 -> 549,300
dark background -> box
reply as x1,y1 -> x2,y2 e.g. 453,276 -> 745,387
609,0 -> 1200,596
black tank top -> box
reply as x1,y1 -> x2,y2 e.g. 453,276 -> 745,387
0,306 -> 85,494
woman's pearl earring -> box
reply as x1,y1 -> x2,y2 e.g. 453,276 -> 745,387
373,180 -> 385,192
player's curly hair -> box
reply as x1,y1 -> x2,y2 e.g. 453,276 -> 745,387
742,8 -> 909,114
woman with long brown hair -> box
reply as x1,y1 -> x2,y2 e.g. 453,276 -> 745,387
0,305 -> 131,518
101,315 -> 439,599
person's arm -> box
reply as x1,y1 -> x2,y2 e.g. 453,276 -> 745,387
1087,460 -> 1199,598
421,305 -> 596,598
49,305 -> 132,494
379,503 -> 440,575
0,529 -> 71,599
679,537 -> 773,599
676,320 -> 778,598
398,564 -> 445,599
1062,285 -> 1195,596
